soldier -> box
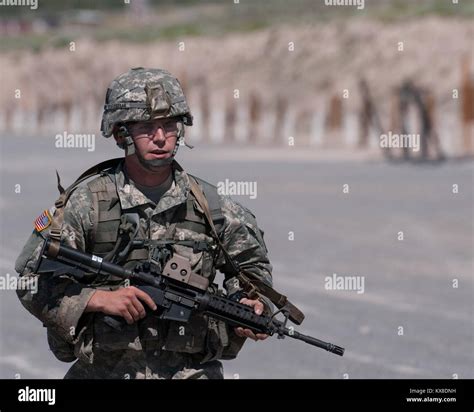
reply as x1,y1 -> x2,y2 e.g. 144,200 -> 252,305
15,68 -> 273,379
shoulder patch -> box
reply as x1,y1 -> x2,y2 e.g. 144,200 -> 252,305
34,207 -> 55,232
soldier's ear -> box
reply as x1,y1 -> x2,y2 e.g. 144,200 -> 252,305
112,131 -> 123,148
113,124 -> 129,149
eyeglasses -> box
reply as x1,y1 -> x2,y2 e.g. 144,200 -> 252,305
128,120 -> 179,138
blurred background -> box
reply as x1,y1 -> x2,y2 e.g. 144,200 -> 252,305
0,0 -> 472,379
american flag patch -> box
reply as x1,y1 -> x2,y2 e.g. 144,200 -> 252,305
34,209 -> 53,232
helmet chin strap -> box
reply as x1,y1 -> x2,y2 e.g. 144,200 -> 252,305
121,121 -> 193,170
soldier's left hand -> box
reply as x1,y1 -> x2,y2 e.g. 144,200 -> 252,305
234,298 -> 269,341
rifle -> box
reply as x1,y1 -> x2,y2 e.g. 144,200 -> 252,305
36,238 -> 345,356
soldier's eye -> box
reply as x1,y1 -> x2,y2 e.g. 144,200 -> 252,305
164,124 -> 177,132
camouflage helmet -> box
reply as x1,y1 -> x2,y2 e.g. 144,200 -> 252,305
101,67 -> 193,138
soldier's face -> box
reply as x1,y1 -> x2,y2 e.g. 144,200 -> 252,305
128,118 -> 179,162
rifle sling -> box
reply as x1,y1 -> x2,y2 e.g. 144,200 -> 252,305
184,165 -> 305,325
49,158 -> 124,242
48,158 -> 305,325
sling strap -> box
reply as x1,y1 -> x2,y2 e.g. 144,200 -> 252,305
48,158 -> 305,325
181,163 -> 305,325
48,158 -> 124,255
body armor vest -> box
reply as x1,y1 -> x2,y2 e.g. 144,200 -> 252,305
85,168 -> 225,278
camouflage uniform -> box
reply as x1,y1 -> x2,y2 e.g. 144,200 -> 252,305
15,160 -> 273,379
16,67 -> 273,379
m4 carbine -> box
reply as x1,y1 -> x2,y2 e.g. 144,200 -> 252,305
36,238 -> 345,357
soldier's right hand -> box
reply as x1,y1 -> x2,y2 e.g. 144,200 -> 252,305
85,286 -> 158,324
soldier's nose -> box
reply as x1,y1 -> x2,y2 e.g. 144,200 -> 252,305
152,127 -> 166,144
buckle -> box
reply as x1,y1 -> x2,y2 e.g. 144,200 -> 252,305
49,228 -> 62,239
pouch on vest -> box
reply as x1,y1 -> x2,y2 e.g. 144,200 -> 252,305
161,312 -> 208,355
89,312 -> 142,354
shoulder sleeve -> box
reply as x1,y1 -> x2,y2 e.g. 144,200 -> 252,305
15,185 -> 96,343
216,195 -> 273,311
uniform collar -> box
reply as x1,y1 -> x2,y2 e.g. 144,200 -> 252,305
114,159 -> 191,215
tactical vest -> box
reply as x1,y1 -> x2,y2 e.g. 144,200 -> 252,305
86,168 -> 225,279
45,159 -> 305,365
48,158 -> 305,326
